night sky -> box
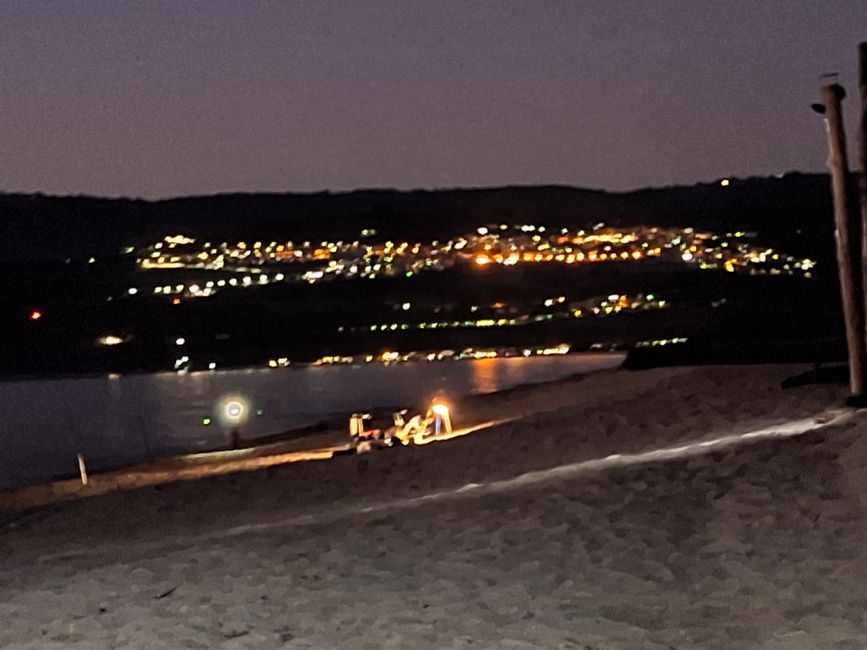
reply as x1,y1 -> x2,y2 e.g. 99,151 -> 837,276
2,1 -> 866,199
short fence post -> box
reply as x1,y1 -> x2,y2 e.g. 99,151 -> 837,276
77,453 -> 88,486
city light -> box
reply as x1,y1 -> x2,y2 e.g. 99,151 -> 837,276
347,293 -> 666,335
303,343 -> 575,367
127,224 -> 814,301
97,334 -> 127,346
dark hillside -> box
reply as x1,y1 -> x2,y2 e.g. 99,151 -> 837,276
0,173 -> 837,266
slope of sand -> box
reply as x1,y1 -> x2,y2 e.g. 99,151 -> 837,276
2,365 -> 867,649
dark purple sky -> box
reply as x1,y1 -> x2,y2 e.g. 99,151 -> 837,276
2,1 -> 866,199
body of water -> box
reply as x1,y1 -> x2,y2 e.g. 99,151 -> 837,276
0,353 -> 623,488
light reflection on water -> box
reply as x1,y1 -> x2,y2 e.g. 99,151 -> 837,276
0,353 -> 623,487
469,358 -> 500,394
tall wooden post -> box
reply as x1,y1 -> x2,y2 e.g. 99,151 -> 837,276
819,82 -> 867,398
858,43 -> 867,356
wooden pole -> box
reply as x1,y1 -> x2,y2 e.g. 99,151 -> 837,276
858,43 -> 867,362
819,82 -> 867,398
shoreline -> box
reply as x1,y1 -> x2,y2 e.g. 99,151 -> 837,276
0,363 -> 616,512
0,361 -> 837,514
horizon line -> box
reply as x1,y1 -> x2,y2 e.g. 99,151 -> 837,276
0,170 -> 821,204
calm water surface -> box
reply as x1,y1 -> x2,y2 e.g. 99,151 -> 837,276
1,353 -> 623,487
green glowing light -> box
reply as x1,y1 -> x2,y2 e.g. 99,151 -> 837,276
201,417 -> 212,426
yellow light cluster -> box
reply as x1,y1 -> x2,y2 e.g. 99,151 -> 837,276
304,343 -> 574,367
131,223 -> 816,300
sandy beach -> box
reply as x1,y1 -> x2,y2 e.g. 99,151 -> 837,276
2,364 -> 867,649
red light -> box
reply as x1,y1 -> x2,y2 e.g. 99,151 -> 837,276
171,297 -> 181,305
29,310 -> 43,321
